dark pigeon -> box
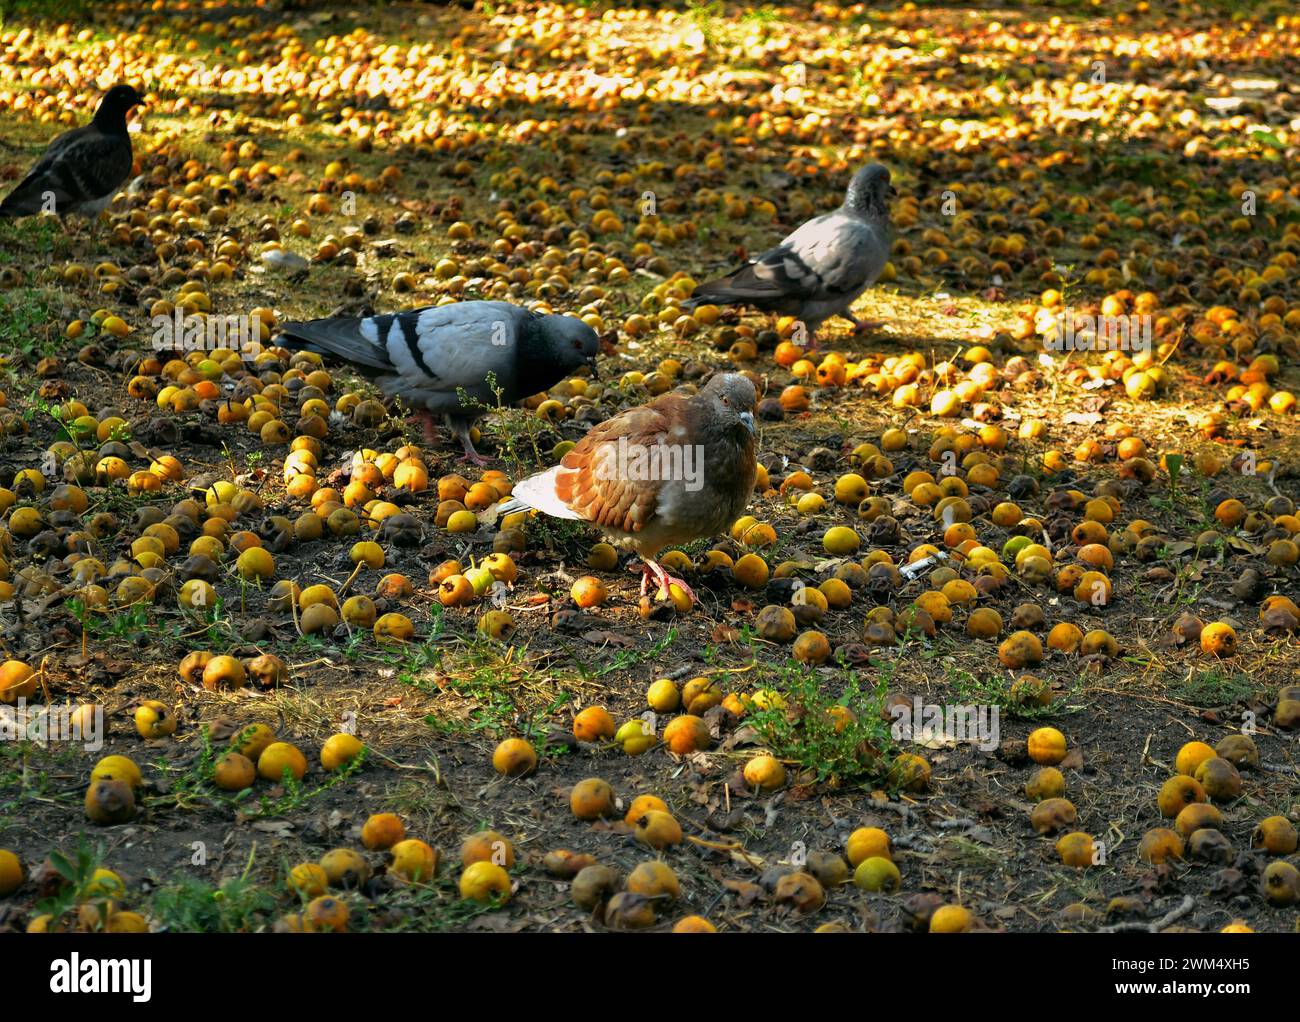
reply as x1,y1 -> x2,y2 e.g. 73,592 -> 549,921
278,300 -> 599,463
684,163 -> 893,343
0,84 -> 144,220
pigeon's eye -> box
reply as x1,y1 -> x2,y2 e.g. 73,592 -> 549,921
722,396 -> 730,407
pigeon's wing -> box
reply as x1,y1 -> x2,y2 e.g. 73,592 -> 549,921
765,212 -> 887,300
0,127 -> 132,216
404,302 -> 530,390
550,401 -> 680,533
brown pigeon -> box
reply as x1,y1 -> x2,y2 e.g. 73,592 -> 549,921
503,372 -> 758,600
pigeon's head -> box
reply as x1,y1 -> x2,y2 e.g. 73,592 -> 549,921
539,314 -> 600,377
702,372 -> 757,438
95,84 -> 146,126
844,163 -> 891,219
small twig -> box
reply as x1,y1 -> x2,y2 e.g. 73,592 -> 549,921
289,591 -> 303,637
37,655 -> 52,705
685,834 -> 764,870
1099,894 -> 1195,933
336,561 -> 364,600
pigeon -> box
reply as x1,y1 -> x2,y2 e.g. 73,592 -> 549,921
683,163 -> 893,343
0,84 -> 144,221
501,372 -> 758,601
278,300 -> 599,463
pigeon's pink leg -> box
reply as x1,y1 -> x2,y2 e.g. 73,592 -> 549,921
631,562 -> 665,598
414,409 -> 439,445
642,558 -> 697,603
450,418 -> 491,466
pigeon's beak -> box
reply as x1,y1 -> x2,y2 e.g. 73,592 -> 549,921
739,411 -> 755,437
586,355 -> 600,379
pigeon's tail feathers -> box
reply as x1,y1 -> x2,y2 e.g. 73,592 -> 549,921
506,466 -> 583,521
680,286 -> 757,309
278,318 -> 394,372
0,176 -> 48,217
688,267 -> 789,306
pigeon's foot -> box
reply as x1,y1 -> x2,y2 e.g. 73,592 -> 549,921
793,322 -> 822,352
450,418 -> 491,465
641,559 -> 696,603
74,211 -> 110,247
635,561 -> 660,598
841,313 -> 884,335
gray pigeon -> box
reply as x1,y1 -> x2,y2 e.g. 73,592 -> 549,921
684,163 -> 892,342
278,300 -> 599,463
0,84 -> 144,220
500,372 -> 758,602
